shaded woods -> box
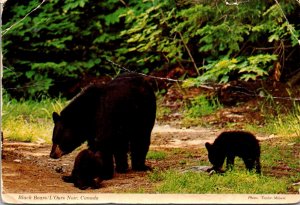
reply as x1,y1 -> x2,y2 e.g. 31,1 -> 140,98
2,0 -> 300,99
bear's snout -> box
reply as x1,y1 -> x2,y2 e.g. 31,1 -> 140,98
50,144 -> 64,159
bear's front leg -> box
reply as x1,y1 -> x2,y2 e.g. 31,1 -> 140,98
226,155 -> 235,171
62,175 -> 74,183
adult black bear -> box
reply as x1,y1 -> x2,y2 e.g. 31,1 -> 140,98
62,149 -> 103,190
50,73 -> 156,179
205,131 -> 261,174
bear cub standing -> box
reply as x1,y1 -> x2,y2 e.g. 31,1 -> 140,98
205,131 -> 261,174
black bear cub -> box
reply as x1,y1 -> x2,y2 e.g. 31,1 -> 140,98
62,149 -> 104,190
205,131 -> 261,174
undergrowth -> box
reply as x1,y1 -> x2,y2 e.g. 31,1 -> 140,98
181,95 -> 222,127
246,102 -> 300,137
185,95 -> 222,118
2,95 -> 66,142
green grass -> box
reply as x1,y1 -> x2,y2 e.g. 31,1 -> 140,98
260,138 -> 300,174
245,96 -> 300,137
146,150 -> 167,160
2,96 -> 66,142
146,135 -> 300,194
185,95 -> 222,118
246,111 -> 300,137
181,95 -> 222,127
150,170 -> 289,194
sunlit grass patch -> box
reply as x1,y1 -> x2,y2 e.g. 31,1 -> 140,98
3,117 -> 53,143
147,150 -> 167,160
185,95 -> 222,118
153,170 -> 289,194
246,103 -> 300,137
2,96 -> 67,143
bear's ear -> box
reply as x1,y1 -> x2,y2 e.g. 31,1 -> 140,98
205,142 -> 212,151
52,112 -> 61,123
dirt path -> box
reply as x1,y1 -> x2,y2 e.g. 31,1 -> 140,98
2,125 -> 272,194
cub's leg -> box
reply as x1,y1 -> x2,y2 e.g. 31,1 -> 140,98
226,155 -> 235,171
255,158 -> 261,174
244,158 -> 256,172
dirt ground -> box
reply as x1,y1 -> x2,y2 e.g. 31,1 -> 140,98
1,126 -> 213,193
2,124 -> 276,194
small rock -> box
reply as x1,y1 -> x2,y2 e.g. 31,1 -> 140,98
259,90 -> 265,97
163,125 -> 171,129
55,166 -> 65,173
36,138 -> 46,144
292,182 -> 300,186
181,137 -> 190,141
268,134 -> 275,138
14,159 -> 22,163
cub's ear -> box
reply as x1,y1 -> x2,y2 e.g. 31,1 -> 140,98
52,112 -> 60,123
205,142 -> 212,151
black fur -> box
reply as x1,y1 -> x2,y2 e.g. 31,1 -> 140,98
205,131 -> 261,174
50,73 -> 156,180
62,149 -> 104,190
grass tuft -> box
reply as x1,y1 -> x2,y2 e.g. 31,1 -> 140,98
147,150 -> 167,160
2,96 -> 67,143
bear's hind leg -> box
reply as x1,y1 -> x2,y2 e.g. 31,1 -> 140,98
114,138 -> 129,173
255,158 -> 261,174
244,158 -> 256,172
114,152 -> 129,173
130,139 -> 151,171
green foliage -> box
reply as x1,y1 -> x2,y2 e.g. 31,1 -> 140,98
186,54 -> 278,85
2,0 -> 129,98
121,0 -> 299,84
2,0 -> 300,98
185,95 -> 222,118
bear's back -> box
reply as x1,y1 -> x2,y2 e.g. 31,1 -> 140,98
214,131 -> 260,157
102,73 -> 156,115
60,85 -> 102,123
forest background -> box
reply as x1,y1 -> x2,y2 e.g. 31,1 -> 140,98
2,0 -> 300,99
